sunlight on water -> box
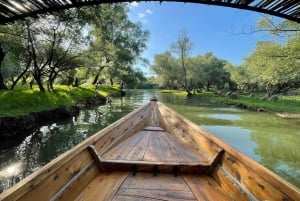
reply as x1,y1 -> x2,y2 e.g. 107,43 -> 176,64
0,162 -> 23,179
0,90 -> 299,192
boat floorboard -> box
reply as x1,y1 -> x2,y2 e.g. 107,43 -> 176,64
74,172 -> 233,201
102,128 -> 209,164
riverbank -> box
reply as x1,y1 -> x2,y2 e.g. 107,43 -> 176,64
0,84 -> 121,138
160,90 -> 300,118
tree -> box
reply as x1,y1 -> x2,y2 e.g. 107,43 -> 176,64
151,51 -> 182,89
86,4 -> 149,91
171,29 -> 193,96
0,23 -> 26,90
23,10 -> 88,91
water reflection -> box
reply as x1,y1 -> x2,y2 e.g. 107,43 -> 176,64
208,114 -> 242,121
0,162 -> 23,179
158,92 -> 300,188
0,90 -> 299,192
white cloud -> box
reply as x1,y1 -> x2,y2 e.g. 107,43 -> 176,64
145,9 -> 152,15
138,13 -> 146,18
130,1 -> 139,7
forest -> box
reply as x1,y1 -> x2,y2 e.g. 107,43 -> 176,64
151,19 -> 300,98
0,3 -> 299,99
0,4 -> 149,93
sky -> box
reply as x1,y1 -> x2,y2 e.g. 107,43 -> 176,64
127,1 -> 283,76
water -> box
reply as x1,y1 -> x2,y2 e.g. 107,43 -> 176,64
0,90 -> 299,192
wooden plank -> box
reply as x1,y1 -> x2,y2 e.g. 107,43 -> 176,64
116,188 -> 196,201
112,195 -> 158,201
156,132 -> 186,162
183,174 -> 234,201
95,158 -> 209,174
96,114 -> 150,155
158,102 -> 221,157
211,165 -> 255,201
143,126 -> 164,131
148,101 -> 160,126
102,131 -> 145,160
121,172 -> 192,191
143,131 -> 166,162
51,162 -> 99,201
116,172 -> 196,201
159,131 -> 210,163
219,152 -> 300,201
158,102 -> 300,201
0,102 -> 151,201
74,172 -> 129,201
18,150 -> 93,201
125,131 -> 151,161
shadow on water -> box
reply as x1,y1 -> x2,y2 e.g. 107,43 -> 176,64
0,90 -> 299,192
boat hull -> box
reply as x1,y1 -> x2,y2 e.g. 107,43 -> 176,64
0,100 -> 299,201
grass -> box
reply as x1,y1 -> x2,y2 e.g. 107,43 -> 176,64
215,94 -> 300,113
159,89 -> 300,113
0,84 -> 121,117
160,89 -> 189,96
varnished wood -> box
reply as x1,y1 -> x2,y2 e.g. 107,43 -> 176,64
74,172 -> 129,201
113,173 -> 197,201
183,174 -> 234,201
157,101 -> 300,201
0,102 -> 151,201
103,130 -> 209,164
1,100 -> 299,201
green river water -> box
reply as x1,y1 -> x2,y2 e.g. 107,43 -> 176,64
0,90 -> 299,193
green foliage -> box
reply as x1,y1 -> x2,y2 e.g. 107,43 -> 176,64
229,18 -> 300,96
98,85 -> 120,97
216,94 -> 300,113
0,3 -> 149,92
151,51 -> 230,91
0,85 -> 120,117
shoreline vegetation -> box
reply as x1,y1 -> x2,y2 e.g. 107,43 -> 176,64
1,87 -> 299,139
0,84 -> 121,139
0,84 -> 121,117
160,90 -> 300,119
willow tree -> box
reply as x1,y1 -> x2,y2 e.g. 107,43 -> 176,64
87,4 -> 149,91
171,29 -> 193,96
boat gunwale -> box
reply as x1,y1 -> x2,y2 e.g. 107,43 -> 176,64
0,100 -> 299,200
0,102 -> 152,200
157,102 -> 300,199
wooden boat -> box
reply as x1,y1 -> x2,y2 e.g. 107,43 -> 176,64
0,99 -> 299,201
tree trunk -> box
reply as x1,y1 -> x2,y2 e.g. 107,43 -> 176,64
10,59 -> 32,90
0,47 -> 8,90
110,78 -> 114,86
92,73 -> 100,85
34,74 -> 45,92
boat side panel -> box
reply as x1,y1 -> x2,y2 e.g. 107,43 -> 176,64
213,152 -> 300,201
158,102 -> 300,201
51,162 -> 100,201
74,172 -> 129,201
18,150 -> 93,201
158,102 -> 220,158
183,174 -> 235,201
0,103 -> 152,201
96,106 -> 151,155
211,165 -> 255,201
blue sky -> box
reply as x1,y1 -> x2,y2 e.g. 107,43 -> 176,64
127,2 -> 283,75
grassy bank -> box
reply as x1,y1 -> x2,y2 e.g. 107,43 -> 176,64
0,84 -> 121,117
160,89 -> 300,114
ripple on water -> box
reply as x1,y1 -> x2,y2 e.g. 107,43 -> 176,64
209,114 -> 242,121
213,107 -> 243,112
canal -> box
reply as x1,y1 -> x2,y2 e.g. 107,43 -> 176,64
0,90 -> 299,192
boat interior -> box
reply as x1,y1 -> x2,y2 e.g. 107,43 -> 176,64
0,100 -> 299,201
